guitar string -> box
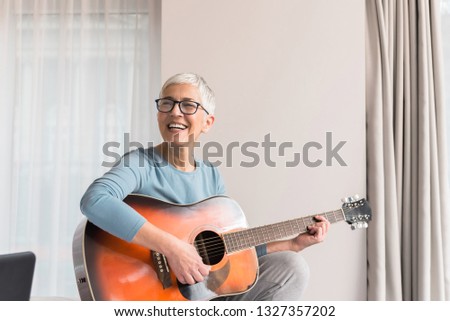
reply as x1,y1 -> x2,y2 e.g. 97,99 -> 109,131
193,219 -> 314,251
192,208 -> 353,250
192,207 -> 355,248
193,220 -> 314,251
195,223 -> 324,257
195,222 -> 367,258
194,213 -> 367,259
191,207 -> 366,256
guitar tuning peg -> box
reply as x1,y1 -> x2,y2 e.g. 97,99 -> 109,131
350,221 -> 369,230
342,194 -> 360,203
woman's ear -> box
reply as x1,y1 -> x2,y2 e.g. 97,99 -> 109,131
201,114 -> 215,133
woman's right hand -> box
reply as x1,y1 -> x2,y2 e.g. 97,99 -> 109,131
163,238 -> 211,284
132,221 -> 210,285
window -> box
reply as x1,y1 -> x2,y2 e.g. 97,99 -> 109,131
1,1 -> 160,298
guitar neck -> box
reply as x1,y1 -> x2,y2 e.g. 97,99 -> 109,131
223,209 -> 345,253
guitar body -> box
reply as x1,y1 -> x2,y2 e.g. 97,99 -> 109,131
72,194 -> 259,301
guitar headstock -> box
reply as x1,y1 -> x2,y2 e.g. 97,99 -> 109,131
341,195 -> 372,230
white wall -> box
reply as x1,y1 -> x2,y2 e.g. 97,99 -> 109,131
161,0 -> 366,300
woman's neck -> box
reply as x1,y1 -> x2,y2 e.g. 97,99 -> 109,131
156,142 -> 196,172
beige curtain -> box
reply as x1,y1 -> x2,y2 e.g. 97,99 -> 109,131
366,0 -> 450,300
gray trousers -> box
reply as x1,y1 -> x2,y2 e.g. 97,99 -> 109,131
213,251 -> 310,301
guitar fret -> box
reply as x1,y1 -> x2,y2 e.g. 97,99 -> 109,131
262,225 -> 270,243
244,230 -> 250,248
238,231 -> 245,250
241,230 -> 246,248
229,234 -> 234,252
330,211 -> 335,223
282,222 -> 289,237
256,228 -> 263,245
332,210 -> 340,223
298,218 -> 305,232
286,220 -> 294,236
228,233 -> 238,252
275,224 -> 281,239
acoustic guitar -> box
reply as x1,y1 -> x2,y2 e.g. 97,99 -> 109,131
72,194 -> 371,301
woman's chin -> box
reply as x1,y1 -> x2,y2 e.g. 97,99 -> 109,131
163,132 -> 197,146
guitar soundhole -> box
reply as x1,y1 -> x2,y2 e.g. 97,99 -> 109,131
194,230 -> 225,265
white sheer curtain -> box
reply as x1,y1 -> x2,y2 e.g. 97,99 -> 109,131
0,0 -> 160,299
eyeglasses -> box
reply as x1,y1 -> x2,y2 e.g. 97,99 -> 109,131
155,98 -> 209,115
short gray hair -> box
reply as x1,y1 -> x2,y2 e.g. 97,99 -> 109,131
160,73 -> 216,115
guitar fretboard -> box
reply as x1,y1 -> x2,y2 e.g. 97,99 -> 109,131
222,209 -> 345,253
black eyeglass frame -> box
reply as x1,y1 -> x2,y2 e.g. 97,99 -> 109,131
155,98 -> 209,115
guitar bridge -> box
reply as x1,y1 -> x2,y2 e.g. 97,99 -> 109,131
151,251 -> 172,289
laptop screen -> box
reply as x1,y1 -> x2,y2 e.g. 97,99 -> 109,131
0,251 -> 36,301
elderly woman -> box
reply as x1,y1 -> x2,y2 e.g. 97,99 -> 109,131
80,73 -> 330,300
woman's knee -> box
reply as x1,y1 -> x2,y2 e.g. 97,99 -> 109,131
258,251 -> 310,300
260,251 -> 310,284
280,251 -> 310,284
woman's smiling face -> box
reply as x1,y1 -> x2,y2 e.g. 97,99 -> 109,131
157,83 -> 214,145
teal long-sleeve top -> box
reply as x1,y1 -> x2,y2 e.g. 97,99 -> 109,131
80,147 -> 267,257
80,147 -> 226,241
